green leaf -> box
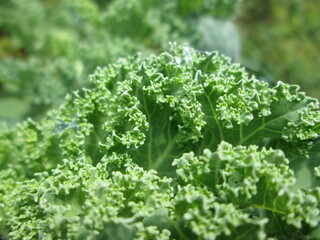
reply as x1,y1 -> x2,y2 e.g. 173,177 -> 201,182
1,44 -> 320,239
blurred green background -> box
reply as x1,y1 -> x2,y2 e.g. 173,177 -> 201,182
238,0 -> 320,98
0,0 -> 319,124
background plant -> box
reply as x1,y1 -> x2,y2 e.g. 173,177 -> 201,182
238,0 -> 320,98
0,0 -> 241,123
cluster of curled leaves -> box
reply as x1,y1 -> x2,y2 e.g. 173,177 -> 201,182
0,45 -> 320,239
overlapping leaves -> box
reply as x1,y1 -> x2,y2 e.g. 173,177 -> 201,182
0,45 -> 319,239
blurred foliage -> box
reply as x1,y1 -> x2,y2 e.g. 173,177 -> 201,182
0,0 -> 241,123
0,0 -> 148,122
1,0 -> 318,123
196,17 -> 240,61
238,0 -> 320,98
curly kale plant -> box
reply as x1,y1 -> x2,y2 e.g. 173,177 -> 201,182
0,45 -> 320,239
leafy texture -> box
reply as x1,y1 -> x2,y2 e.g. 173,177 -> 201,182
0,0 -> 241,121
0,45 -> 319,239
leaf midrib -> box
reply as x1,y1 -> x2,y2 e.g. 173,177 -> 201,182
238,101 -> 308,145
